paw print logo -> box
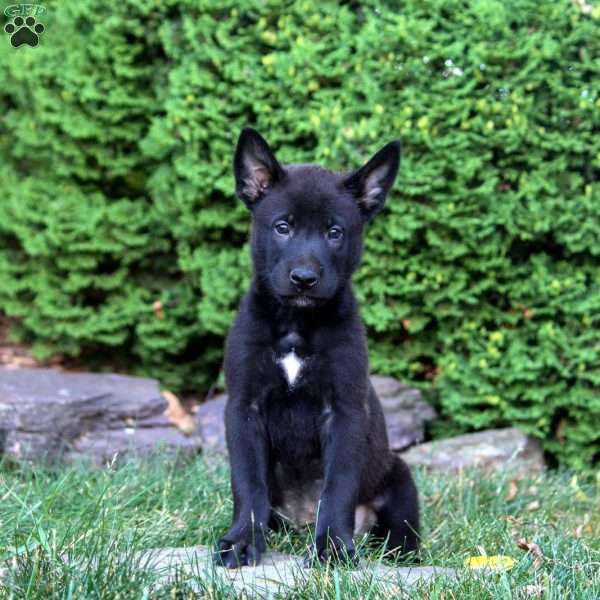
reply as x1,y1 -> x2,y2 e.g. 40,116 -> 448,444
4,15 -> 45,47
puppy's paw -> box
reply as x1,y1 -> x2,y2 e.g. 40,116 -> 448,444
214,537 -> 264,568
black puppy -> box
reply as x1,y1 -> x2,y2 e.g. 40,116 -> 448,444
215,128 -> 419,568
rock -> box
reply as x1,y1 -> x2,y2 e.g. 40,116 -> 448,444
70,415 -> 202,465
196,393 -> 228,455
137,545 -> 456,597
0,367 -> 201,464
400,427 -> 545,472
371,376 -> 437,451
196,376 -> 437,457
370,375 -> 408,399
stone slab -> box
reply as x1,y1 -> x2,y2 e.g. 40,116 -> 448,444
137,545 -> 456,597
0,367 -> 200,463
400,427 -> 545,472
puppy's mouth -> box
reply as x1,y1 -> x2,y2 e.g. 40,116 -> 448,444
283,295 -> 322,308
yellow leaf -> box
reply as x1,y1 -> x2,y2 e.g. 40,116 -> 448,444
465,555 -> 516,570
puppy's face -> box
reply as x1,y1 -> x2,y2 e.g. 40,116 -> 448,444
250,165 -> 364,308
233,129 -> 401,307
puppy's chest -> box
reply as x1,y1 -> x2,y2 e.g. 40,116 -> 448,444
278,350 -> 304,386
273,331 -> 315,389
261,330 -> 330,456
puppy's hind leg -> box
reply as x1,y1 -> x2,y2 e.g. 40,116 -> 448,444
371,455 -> 420,557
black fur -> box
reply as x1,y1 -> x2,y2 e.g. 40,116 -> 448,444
215,128 -> 419,568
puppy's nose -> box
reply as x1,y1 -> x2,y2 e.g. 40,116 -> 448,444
290,266 -> 319,290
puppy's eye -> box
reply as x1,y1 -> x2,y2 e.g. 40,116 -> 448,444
327,226 -> 343,240
274,221 -> 290,236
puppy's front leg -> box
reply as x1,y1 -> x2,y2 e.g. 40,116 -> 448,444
314,401 -> 367,563
215,401 -> 270,568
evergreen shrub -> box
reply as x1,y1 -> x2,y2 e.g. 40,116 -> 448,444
0,0 -> 598,467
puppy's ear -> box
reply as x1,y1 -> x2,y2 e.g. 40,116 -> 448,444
343,140 -> 401,221
234,128 -> 285,208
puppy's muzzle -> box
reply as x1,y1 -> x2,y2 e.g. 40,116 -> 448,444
289,266 -> 319,290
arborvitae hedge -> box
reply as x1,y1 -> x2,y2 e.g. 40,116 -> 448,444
1,0 -> 598,468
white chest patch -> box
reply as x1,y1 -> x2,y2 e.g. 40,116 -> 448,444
278,351 -> 303,386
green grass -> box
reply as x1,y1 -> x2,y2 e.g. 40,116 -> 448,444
0,454 -> 597,598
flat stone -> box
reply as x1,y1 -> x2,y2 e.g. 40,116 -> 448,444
400,427 -> 545,472
371,375 -> 407,399
196,376 -> 437,456
371,377 -> 437,451
69,422 -> 202,466
196,393 -> 228,455
0,367 -> 201,463
137,545 -> 456,597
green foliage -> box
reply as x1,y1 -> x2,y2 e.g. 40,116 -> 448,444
0,0 -> 599,467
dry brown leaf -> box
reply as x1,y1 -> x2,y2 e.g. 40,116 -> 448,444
506,479 -> 519,501
0,339 -> 39,369
517,538 -> 544,569
526,500 -> 540,512
152,299 -> 165,319
163,390 -> 196,435
0,355 -> 38,369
